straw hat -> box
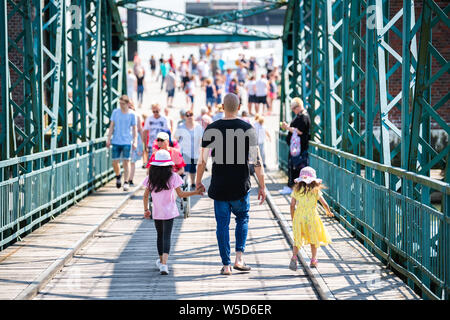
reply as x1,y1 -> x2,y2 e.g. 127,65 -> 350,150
294,166 -> 322,184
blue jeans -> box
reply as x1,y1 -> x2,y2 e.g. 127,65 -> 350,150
137,85 -> 144,103
214,192 -> 250,266
206,97 -> 215,107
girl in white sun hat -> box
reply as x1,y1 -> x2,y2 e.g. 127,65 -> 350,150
142,149 -> 202,275
289,166 -> 334,271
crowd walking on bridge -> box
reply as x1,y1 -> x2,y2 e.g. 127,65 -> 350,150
107,46 -> 333,277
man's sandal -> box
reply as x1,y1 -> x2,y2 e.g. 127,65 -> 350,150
233,263 -> 251,271
220,267 -> 232,275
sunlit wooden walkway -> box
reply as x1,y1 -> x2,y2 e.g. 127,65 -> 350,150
0,165 -> 419,300
33,172 -> 319,300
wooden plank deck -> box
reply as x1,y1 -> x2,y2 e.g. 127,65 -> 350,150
0,169 -> 147,300
265,170 -> 420,300
34,173 -> 319,300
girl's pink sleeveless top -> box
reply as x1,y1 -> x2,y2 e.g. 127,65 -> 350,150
143,172 -> 184,220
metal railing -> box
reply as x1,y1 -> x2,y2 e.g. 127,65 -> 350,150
0,138 -> 115,251
278,133 -> 449,300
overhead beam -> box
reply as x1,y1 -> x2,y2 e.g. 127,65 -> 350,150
125,6 -> 281,41
128,1 -> 286,38
133,33 -> 278,43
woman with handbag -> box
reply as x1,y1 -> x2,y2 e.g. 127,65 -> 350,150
280,97 -> 311,195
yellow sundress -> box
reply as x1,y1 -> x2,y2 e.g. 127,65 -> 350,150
290,189 -> 332,248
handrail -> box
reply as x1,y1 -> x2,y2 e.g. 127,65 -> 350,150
308,140 -> 450,195
278,133 -> 448,299
0,138 -> 107,169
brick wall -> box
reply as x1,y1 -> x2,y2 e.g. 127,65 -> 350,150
0,1 -> 27,151
386,0 -> 450,129
356,0 -> 449,130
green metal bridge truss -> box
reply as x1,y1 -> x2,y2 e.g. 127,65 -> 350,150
0,0 -> 126,251
0,0 -> 448,299
279,0 -> 449,299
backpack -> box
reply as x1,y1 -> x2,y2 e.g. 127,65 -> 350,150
290,131 -> 301,157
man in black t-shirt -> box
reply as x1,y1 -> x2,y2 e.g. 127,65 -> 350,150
281,97 -> 311,193
196,93 -> 266,276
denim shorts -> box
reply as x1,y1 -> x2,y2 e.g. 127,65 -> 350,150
112,144 -> 131,160
206,97 -> 216,106
184,156 -> 197,174
131,149 -> 142,163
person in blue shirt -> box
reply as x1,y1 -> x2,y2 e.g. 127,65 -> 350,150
107,95 -> 137,191
160,60 -> 168,91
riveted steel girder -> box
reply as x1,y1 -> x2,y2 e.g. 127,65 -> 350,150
125,5 -> 282,41
0,0 -> 127,160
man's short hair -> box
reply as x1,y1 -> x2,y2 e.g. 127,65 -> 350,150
223,93 -> 239,112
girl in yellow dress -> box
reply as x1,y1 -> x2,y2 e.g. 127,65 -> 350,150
289,166 -> 333,270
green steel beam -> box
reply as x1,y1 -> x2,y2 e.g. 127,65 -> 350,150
58,0 -> 69,148
125,6 -> 281,41
0,0 -> 126,158
309,0 -> 327,143
409,0 -> 449,180
0,0 -> 13,160
325,0 -> 344,148
133,33 -> 278,43
108,0 -> 126,41
125,1 -> 285,39
342,0 -> 365,157
6,0 -> 43,156
279,0 -> 295,127
279,0 -> 449,299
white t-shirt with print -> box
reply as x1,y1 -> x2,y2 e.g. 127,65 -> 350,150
143,115 -> 169,147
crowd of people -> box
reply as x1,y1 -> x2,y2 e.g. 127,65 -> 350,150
107,47 -> 333,278
127,48 -> 281,115
123,49 -> 282,177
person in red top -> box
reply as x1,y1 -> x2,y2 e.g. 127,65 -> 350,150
146,131 -> 185,175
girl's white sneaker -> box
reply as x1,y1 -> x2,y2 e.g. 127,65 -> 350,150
160,264 -> 169,275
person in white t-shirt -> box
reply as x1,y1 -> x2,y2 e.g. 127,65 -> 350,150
143,103 -> 169,155
185,76 -> 196,112
174,110 -> 203,188
253,114 -> 271,168
126,69 -> 136,103
255,74 -> 269,115
246,75 -> 257,115
196,107 -> 213,130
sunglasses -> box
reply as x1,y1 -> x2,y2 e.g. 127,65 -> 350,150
186,114 -> 193,117
156,138 -> 166,142
153,110 -> 160,114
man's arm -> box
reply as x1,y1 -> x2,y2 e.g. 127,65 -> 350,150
143,118 -> 149,148
106,121 -> 114,148
195,147 -> 209,193
249,145 -> 266,204
132,124 -> 137,150
254,147 -> 266,205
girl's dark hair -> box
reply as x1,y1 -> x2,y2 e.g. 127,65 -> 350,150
294,181 -> 325,195
147,166 -> 173,193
